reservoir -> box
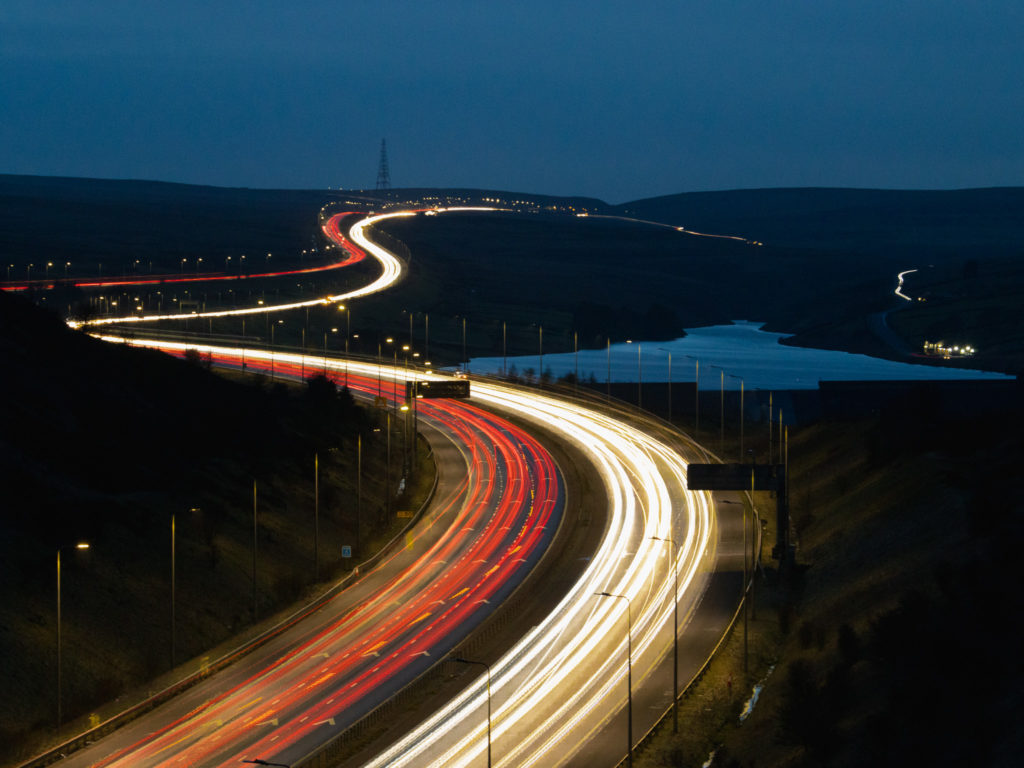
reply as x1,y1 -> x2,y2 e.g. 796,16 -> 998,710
465,321 -> 1013,390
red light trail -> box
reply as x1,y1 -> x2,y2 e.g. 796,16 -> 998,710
66,347 -> 562,768
0,212 -> 368,293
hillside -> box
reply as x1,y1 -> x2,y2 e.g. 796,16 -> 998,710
615,188 -> 1024,371
0,291 -> 412,761
2,175 -> 1022,765
634,395 -> 1024,768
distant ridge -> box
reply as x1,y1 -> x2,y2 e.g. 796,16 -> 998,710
615,186 -> 1024,258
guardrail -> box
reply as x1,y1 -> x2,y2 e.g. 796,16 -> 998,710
289,438 -> 569,768
612,508 -> 763,768
462,371 -> 759,768
17,446 -> 439,768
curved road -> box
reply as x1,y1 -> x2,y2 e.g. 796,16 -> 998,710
53,350 -> 563,768
39,205 -> 742,768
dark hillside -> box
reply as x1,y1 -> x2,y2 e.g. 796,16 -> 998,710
619,187 -> 1024,262
613,188 -> 1024,368
372,210 -> 902,361
0,174 -> 331,272
0,291 -> 405,760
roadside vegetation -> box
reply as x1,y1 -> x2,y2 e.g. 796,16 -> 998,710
634,394 -> 1023,767
0,292 -> 433,763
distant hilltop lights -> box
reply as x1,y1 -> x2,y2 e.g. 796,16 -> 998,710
923,340 -> 975,358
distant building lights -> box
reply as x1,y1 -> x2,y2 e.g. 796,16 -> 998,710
923,340 -> 976,359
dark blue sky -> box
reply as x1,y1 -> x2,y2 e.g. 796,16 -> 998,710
2,1 -> 1022,203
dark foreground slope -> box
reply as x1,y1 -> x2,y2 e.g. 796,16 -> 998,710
634,397 -> 1024,768
0,292 -> 407,760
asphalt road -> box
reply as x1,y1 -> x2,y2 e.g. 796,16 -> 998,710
51,359 -> 564,768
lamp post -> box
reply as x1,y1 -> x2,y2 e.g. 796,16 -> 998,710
658,348 -> 674,422
666,350 -> 671,421
739,377 -> 745,461
726,374 -> 744,461
686,355 -> 700,441
606,337 -> 611,398
638,343 -> 642,409
385,410 -> 392,520
596,591 -> 632,768
171,512 -> 175,666
172,508 -> 200,667
377,341 -> 383,398
252,480 -> 258,620
650,535 -> 678,732
625,340 -> 642,408
337,303 -> 348,357
538,325 -> 543,385
314,453 -> 320,581
722,498 -> 749,674
242,759 -> 290,767
574,331 -> 579,396
708,366 -> 725,453
450,657 -> 492,767
57,542 -> 90,732
356,433 -> 362,558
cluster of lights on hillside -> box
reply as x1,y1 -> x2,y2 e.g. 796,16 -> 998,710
923,340 -> 976,358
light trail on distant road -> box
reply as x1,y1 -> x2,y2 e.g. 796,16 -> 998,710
0,212 -> 367,293
65,210 -> 416,328
64,206 -> 497,330
576,212 -> 759,244
894,268 -> 918,301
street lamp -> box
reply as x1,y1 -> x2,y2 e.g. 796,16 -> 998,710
314,453 -> 320,581
172,508 -> 200,666
596,591 -> 632,768
450,657 -> 492,767
57,542 -> 90,732
242,759 -> 290,767
337,303 -> 350,357
721,498 -> 750,674
650,535 -> 678,733
537,325 -> 543,385
686,355 -> 699,441
625,341 -> 642,408
658,348 -> 673,422
252,480 -> 258,620
709,365 -> 725,453
732,375 -> 745,461
606,337 -> 612,398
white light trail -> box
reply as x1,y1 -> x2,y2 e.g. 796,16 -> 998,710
81,201 -> 710,766
97,334 -> 714,766
361,379 -> 715,768
895,268 -> 918,301
68,207 -> 496,330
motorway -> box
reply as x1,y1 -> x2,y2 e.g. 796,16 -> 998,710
43,206 -> 740,767
360,379 -> 717,767
53,350 -> 563,767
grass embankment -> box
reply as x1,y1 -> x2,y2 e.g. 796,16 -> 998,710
0,293 -> 433,763
634,394 -> 1023,767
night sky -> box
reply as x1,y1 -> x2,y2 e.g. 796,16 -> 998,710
2,1 -> 1022,203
